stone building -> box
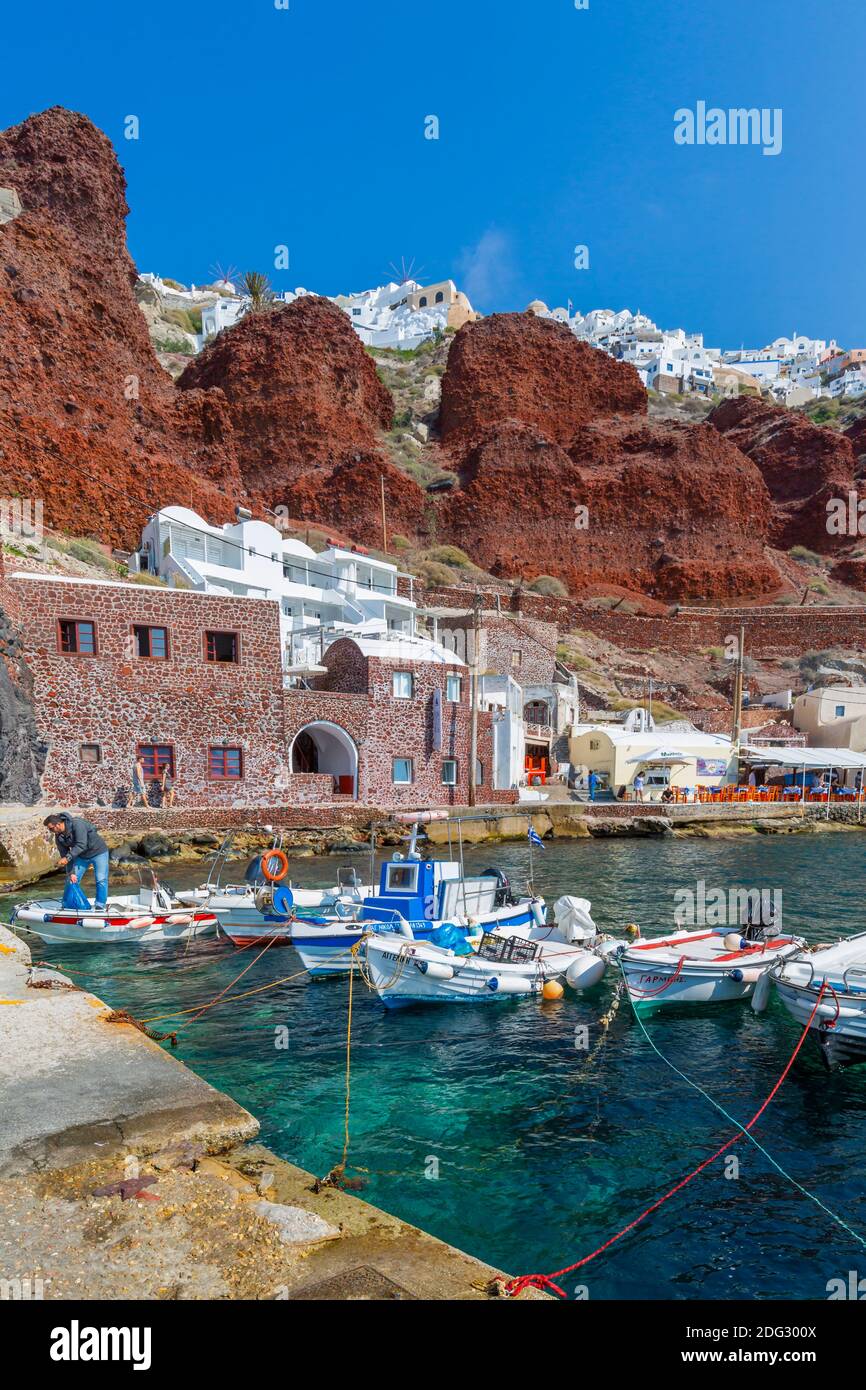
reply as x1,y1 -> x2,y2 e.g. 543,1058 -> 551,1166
6,573 -> 508,811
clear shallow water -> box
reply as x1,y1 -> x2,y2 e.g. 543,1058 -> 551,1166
7,835 -> 866,1300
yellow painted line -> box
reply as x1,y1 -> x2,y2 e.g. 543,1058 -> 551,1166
0,944 -> 16,955
0,999 -> 24,1006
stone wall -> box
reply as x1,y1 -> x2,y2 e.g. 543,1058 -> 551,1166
10,575 -> 290,808
421,584 -> 866,659
10,575 -> 518,813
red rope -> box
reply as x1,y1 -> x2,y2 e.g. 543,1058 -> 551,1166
625,954 -> 686,999
506,980 -> 828,1299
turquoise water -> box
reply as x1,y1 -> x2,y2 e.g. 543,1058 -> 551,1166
8,835 -> 866,1300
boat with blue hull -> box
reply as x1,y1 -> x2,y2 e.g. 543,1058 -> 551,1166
290,853 -> 544,976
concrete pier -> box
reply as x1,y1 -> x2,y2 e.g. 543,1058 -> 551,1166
0,925 -> 542,1300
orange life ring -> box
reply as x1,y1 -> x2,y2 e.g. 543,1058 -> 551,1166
261,849 -> 289,883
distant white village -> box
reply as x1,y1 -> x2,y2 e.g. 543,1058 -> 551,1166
138,270 -> 866,406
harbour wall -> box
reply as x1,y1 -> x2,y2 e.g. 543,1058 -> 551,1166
0,923 -> 536,1299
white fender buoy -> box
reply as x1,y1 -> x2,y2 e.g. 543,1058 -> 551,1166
486,974 -> 531,994
751,971 -> 772,1013
164,913 -> 192,925
724,933 -> 741,951
417,960 -> 454,980
566,955 -> 607,991
530,899 -> 546,928
127,916 -> 155,930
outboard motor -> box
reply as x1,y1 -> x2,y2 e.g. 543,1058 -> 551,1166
482,867 -> 515,908
245,854 -> 267,886
553,895 -> 599,944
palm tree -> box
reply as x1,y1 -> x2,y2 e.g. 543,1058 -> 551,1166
241,270 -> 273,313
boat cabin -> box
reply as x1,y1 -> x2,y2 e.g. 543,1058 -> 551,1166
360,855 -> 508,926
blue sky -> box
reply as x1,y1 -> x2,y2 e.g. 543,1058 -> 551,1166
3,0 -> 863,348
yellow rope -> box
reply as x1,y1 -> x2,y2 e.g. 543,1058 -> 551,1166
139,959 -> 309,1025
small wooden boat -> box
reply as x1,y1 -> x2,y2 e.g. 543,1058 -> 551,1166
364,896 -> 612,1008
619,925 -> 804,1009
11,898 -> 219,945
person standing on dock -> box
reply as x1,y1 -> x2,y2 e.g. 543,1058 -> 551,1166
633,772 -> 645,803
43,813 -> 110,910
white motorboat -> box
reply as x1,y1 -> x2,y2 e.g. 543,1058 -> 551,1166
618,924 -> 805,1009
363,896 -> 611,1008
768,932 -> 866,1069
11,880 -> 219,945
174,834 -> 372,943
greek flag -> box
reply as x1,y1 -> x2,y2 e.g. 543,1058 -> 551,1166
527,826 -> 545,849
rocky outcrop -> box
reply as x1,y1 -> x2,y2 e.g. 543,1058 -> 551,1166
434,316 -> 782,602
0,107 -> 244,550
845,416 -> 866,475
178,297 -> 394,491
709,396 -> 859,551
439,312 -> 645,446
0,604 -> 45,804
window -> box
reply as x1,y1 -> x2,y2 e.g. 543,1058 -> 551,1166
205,630 -> 239,663
442,759 -> 458,785
435,290 -> 444,303
835,704 -> 846,717
138,743 -> 174,778
511,649 -> 522,668
418,296 -> 427,308
393,670 -> 414,699
59,619 -> 96,655
392,757 -> 413,784
589,739 -> 600,750
446,674 -> 462,703
209,745 -> 244,780
80,743 -> 101,765
133,624 -> 169,659
475,758 -> 484,786
386,863 -> 419,892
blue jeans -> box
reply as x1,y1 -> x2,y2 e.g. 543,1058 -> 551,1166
72,850 -> 110,909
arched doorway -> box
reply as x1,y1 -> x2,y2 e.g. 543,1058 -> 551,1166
289,722 -> 358,797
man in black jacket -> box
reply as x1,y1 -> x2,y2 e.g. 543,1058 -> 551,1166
43,813 -> 110,909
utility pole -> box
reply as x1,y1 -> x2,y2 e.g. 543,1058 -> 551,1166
468,592 -> 482,807
380,474 -> 388,554
731,623 -> 746,748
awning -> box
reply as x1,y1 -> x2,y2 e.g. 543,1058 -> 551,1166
740,745 -> 866,770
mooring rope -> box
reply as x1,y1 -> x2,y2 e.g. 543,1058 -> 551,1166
622,971 -> 866,1253
506,979 -> 843,1298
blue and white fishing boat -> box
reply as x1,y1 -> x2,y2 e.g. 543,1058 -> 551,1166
290,837 -> 544,977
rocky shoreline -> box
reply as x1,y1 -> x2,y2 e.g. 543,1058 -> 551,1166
3,802 -> 864,894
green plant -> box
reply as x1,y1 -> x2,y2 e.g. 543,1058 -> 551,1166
414,560 -> 457,586
48,535 -> 118,573
241,270 -> 273,312
789,545 -> 824,567
426,544 -> 473,568
528,575 -> 568,596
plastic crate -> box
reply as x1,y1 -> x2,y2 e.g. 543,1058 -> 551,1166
476,932 -> 540,964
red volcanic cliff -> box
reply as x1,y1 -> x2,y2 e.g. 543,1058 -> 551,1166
178,296 -> 393,489
708,396 -> 858,552
0,108 -> 243,548
435,315 -> 782,602
439,312 -> 646,446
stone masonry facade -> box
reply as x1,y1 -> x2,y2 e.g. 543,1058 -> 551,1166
7,575 -> 514,811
